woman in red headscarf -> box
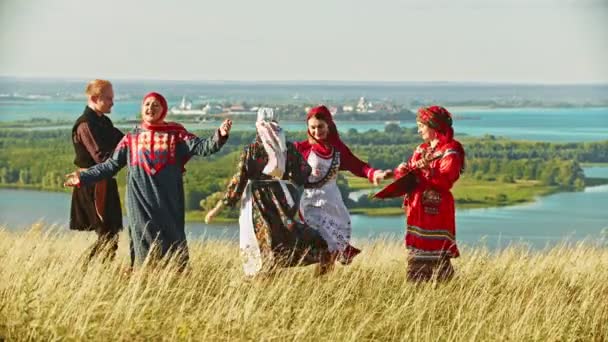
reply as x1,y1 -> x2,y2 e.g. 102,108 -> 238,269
295,105 -> 390,269
390,105 -> 465,281
65,92 -> 232,269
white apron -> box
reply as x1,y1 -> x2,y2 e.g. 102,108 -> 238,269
299,151 -> 351,253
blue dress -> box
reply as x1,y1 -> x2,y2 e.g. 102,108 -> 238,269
79,122 -> 227,267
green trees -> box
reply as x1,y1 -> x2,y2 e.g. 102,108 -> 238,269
0,129 -> 603,200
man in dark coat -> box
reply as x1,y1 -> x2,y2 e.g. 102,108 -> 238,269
70,79 -> 124,262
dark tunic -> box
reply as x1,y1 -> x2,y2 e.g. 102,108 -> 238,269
223,140 -> 328,272
70,106 -> 124,233
79,123 -> 227,267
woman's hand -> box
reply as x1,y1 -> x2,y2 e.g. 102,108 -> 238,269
219,119 -> 233,137
414,157 -> 430,169
205,201 -> 224,224
64,170 -> 81,187
397,162 -> 409,173
372,169 -> 393,185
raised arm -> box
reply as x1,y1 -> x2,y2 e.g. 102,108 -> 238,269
181,130 -> 227,158
183,119 -> 232,158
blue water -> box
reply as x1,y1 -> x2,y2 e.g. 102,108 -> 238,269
1,99 -> 607,142
1,167 -> 607,250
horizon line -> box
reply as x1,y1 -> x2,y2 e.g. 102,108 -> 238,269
1,75 -> 607,87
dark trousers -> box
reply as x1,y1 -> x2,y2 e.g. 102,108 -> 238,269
87,226 -> 119,263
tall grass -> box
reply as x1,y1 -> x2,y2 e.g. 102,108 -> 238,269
1,225 -> 607,341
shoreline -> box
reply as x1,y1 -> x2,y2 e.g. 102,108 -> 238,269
2,177 -> 607,224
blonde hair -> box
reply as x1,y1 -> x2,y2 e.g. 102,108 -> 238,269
85,79 -> 112,97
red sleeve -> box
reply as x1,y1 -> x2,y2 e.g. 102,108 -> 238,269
75,122 -> 107,163
294,140 -> 311,161
339,144 -> 377,182
417,153 -> 462,191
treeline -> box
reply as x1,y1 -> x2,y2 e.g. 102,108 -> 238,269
0,128 -> 604,211
465,136 -> 608,163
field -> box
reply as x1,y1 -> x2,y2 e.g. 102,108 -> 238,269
1,226 -> 607,341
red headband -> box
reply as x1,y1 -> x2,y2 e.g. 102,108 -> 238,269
143,92 -> 168,122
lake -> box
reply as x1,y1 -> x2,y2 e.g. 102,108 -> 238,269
1,167 -> 607,251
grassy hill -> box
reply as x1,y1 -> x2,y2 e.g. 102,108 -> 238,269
1,226 -> 607,340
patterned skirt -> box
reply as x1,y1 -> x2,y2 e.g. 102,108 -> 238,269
407,254 -> 454,282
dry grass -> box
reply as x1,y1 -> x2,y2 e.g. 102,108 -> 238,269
1,225 -> 607,341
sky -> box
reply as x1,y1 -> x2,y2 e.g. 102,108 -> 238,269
1,0 -> 607,83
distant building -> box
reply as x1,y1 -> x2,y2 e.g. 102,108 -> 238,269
356,96 -> 378,113
356,97 -> 368,112
170,96 -> 205,115
226,104 -> 256,115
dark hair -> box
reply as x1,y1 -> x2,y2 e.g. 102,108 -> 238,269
307,113 -> 338,145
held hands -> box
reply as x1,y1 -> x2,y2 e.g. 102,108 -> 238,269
372,169 -> 394,186
204,201 -> 224,224
64,170 -> 81,187
219,119 -> 233,137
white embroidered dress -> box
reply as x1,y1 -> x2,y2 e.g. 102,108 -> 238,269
300,151 -> 351,253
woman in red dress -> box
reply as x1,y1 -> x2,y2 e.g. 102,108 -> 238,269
392,105 -> 465,281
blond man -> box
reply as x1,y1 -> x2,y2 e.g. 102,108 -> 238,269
70,79 -> 124,262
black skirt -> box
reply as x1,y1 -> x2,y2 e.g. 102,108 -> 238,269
70,178 -> 122,233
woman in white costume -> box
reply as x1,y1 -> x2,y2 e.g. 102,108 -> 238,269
295,105 -> 390,267
206,108 -> 330,276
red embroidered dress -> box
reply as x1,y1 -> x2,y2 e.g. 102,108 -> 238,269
394,140 -> 464,259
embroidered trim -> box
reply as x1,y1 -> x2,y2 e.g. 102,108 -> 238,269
304,151 -> 340,189
128,126 -> 179,176
407,224 -> 455,242
407,246 -> 457,259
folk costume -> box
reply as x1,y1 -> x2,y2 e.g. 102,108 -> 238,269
392,106 -> 465,281
78,92 -> 227,267
70,105 -> 124,260
295,105 -> 381,263
222,108 -> 329,276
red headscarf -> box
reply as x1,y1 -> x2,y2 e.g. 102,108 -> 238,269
141,92 -> 169,127
134,92 -> 191,173
417,105 -> 454,143
417,105 -> 465,171
306,105 -> 348,156
140,92 -> 185,132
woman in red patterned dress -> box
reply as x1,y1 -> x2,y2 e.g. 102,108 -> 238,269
391,105 -> 465,281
